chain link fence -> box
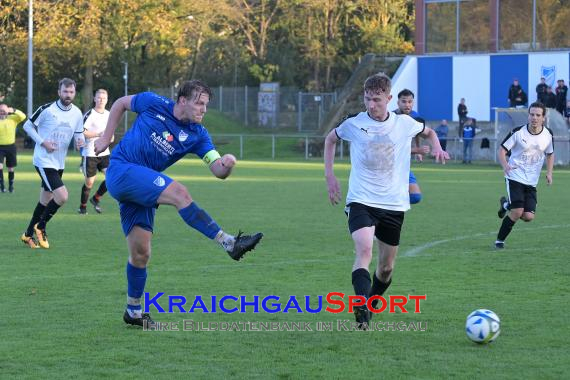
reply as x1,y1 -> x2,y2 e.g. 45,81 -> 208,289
152,86 -> 337,132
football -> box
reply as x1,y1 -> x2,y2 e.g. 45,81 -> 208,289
465,309 -> 501,344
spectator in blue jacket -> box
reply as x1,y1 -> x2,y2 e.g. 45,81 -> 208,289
435,119 -> 449,151
460,118 -> 476,164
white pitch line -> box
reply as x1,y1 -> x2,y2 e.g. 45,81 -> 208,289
401,224 -> 570,257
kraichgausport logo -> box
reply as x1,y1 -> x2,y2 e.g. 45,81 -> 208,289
179,130 -> 188,142
143,292 -> 426,314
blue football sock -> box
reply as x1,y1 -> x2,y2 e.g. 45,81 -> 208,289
126,262 -> 147,308
178,202 -> 221,239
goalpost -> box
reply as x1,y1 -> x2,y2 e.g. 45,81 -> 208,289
493,108 -> 569,165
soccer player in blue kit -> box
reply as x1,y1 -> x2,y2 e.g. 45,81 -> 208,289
94,80 -> 263,326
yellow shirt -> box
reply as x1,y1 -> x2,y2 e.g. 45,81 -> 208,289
0,109 -> 27,145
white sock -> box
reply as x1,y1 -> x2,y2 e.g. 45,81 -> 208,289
127,308 -> 142,318
215,230 -> 235,252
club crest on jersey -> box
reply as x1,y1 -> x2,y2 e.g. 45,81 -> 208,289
179,131 -> 189,142
162,131 -> 174,142
153,176 -> 166,187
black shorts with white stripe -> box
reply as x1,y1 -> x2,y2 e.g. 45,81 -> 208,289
505,178 -> 537,213
35,166 -> 64,192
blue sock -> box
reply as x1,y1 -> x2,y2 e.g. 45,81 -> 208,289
126,262 -> 147,310
409,193 -> 422,204
178,202 -> 221,239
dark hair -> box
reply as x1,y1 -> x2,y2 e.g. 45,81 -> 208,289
398,89 -> 415,99
58,78 -> 76,89
364,73 -> 391,95
177,80 -> 213,102
529,102 -> 546,116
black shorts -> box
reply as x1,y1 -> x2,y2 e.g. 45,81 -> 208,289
35,167 -> 64,192
0,144 -> 17,167
83,155 -> 110,177
506,178 -> 537,213
346,202 -> 405,246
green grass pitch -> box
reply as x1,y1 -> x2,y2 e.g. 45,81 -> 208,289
1,153 -> 568,379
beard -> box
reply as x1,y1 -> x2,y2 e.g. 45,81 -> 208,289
60,97 -> 73,106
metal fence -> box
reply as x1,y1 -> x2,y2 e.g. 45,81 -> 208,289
152,86 -> 337,131
207,134 -> 570,164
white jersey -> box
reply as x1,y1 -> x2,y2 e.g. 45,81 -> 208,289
501,124 -> 554,187
24,101 -> 84,170
82,108 -> 110,157
336,111 -> 424,211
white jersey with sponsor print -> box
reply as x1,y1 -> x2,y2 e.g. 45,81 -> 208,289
336,111 -> 424,212
28,101 -> 84,170
501,124 -> 554,187
82,108 -> 110,157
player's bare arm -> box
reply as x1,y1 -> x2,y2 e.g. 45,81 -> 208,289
95,95 -> 134,155
497,147 -> 513,175
419,127 -> 449,163
209,154 -> 237,179
545,153 -> 554,185
324,129 -> 342,205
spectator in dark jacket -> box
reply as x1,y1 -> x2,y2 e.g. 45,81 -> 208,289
457,98 -> 468,127
555,79 -> 568,114
536,77 -> 548,104
544,86 -> 557,109
508,79 -> 523,107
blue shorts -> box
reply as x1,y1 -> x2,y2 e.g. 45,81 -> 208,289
106,160 -> 174,236
409,171 -> 417,185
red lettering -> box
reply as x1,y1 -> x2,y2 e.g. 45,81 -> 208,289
367,296 -> 387,313
408,295 -> 426,313
389,295 -> 408,313
325,292 -> 345,313
348,295 -> 366,312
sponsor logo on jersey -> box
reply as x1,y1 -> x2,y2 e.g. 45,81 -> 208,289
156,114 -> 166,122
162,131 -> 174,142
150,132 -> 175,156
179,131 -> 189,142
153,176 -> 166,187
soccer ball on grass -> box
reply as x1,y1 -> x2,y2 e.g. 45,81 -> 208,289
465,309 -> 500,344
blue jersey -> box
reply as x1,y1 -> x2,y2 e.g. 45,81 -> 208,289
111,92 -> 215,172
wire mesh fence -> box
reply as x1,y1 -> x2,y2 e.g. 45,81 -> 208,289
151,86 -> 337,132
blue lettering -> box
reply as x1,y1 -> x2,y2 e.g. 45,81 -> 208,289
144,292 -> 165,313
261,295 -> 281,313
240,295 -> 260,313
219,295 -> 238,313
305,295 -> 323,313
168,295 -> 187,313
283,296 -> 303,313
188,296 -> 209,313
211,295 -> 217,313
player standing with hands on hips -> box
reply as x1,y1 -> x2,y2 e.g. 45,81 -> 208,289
94,79 -> 263,327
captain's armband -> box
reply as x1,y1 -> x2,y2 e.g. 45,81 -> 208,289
202,150 -> 221,166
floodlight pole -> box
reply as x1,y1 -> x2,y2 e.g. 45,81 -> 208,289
123,61 -> 128,132
27,0 -> 33,117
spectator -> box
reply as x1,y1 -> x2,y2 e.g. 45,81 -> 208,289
555,79 -> 568,115
565,100 -> 570,122
544,86 -> 557,109
536,77 -> 547,104
508,78 -> 523,108
435,119 -> 449,151
457,98 -> 468,127
460,118 -> 476,164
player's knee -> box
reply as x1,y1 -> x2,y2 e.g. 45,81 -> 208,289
510,209 -> 523,220
355,246 -> 373,261
522,213 -> 534,222
171,182 -> 193,205
409,193 -> 422,204
54,188 -> 69,205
